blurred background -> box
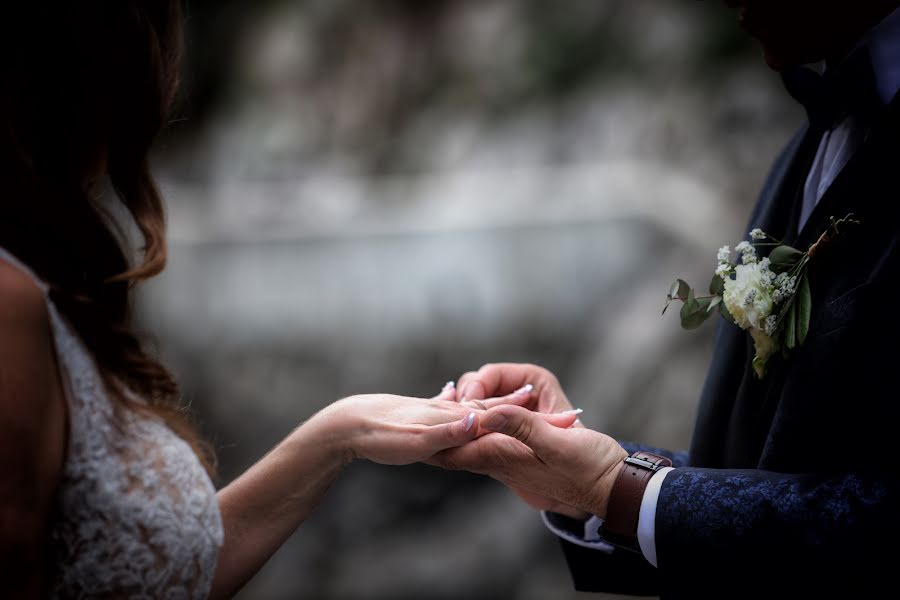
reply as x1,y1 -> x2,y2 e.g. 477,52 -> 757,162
138,1 -> 802,598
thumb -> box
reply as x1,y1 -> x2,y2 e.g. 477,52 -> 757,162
481,405 -> 562,456
424,411 -> 480,454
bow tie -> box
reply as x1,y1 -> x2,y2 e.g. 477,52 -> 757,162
781,48 -> 883,132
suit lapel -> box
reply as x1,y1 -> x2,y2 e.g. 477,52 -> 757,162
792,92 -> 900,252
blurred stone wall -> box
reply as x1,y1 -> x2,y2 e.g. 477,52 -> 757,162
138,1 -> 803,598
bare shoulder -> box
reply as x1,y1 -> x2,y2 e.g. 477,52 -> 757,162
0,257 -> 59,413
0,259 -> 48,329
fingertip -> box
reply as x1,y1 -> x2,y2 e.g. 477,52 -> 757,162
450,411 -> 479,443
482,387 -> 533,409
462,380 -> 486,401
435,381 -> 458,402
464,411 -> 476,433
541,412 -> 579,429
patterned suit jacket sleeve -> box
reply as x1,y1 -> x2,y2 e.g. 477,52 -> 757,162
654,468 -> 897,591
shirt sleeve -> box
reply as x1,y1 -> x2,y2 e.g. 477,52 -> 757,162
541,466 -> 675,566
636,466 -> 674,568
540,511 -> 614,553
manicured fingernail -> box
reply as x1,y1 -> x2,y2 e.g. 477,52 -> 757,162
464,412 -> 476,432
514,384 -> 534,396
443,381 -> 455,392
562,408 -> 583,416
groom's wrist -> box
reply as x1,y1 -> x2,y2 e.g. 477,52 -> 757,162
601,451 -> 673,551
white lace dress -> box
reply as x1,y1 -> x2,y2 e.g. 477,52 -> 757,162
0,248 -> 223,599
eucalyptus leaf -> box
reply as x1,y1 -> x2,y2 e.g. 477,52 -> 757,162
681,296 -> 714,330
668,279 -> 690,300
785,302 -> 797,350
708,296 -> 722,313
752,355 -> 769,379
709,274 -> 725,296
680,288 -> 697,324
769,245 -> 805,273
796,274 -> 811,346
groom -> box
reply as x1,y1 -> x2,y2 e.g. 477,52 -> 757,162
434,1 -> 900,597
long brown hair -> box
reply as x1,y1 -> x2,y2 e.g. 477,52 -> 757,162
0,3 -> 213,473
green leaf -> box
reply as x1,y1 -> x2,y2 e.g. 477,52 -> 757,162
769,245 -> 805,273
668,279 -> 690,300
795,274 -> 811,346
752,355 -> 769,379
663,279 -> 691,315
709,274 -> 725,296
708,296 -> 722,313
679,289 -> 715,330
784,302 -> 797,350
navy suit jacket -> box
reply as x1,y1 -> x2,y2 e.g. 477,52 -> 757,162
557,96 -> 900,598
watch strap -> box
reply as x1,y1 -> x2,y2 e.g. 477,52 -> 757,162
601,451 -> 673,551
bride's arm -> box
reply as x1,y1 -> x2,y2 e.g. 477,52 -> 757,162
0,266 -> 66,599
210,389 -> 561,599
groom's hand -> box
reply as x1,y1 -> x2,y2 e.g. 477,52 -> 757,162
431,405 -> 628,519
450,363 -> 592,518
455,363 -> 575,415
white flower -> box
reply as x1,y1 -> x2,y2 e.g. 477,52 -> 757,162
717,245 -> 731,264
750,228 -> 767,241
764,315 -> 778,336
744,288 -> 758,307
715,263 -> 731,277
759,258 -> 775,287
735,241 -> 757,264
722,262 -> 775,330
780,275 -> 797,297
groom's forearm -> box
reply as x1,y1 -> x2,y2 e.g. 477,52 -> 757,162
209,410 -> 350,599
656,468 -> 897,575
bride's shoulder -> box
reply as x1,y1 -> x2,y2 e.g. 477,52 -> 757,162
0,257 -> 65,437
0,258 -> 48,328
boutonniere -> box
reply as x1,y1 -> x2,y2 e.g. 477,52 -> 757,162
664,214 -> 860,378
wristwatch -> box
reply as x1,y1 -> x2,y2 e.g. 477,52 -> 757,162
601,451 -> 673,552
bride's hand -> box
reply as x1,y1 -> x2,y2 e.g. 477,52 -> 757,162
311,385 -> 578,467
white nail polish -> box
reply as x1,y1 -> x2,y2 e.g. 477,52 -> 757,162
562,408 -> 584,415
464,412 -> 475,432
514,383 -> 534,395
443,381 -> 455,391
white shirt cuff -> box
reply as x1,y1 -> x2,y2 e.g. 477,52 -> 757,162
636,466 -> 674,568
540,511 -> 614,553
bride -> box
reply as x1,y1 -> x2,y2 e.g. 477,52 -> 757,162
0,3 -> 577,598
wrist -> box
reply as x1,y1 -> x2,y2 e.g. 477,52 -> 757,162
591,449 -> 628,518
601,451 -> 673,551
300,399 -> 360,468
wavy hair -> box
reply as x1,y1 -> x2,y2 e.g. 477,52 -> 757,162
0,2 -> 213,473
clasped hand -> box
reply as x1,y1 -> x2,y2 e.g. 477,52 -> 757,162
321,363 -> 626,521
433,363 -> 627,521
